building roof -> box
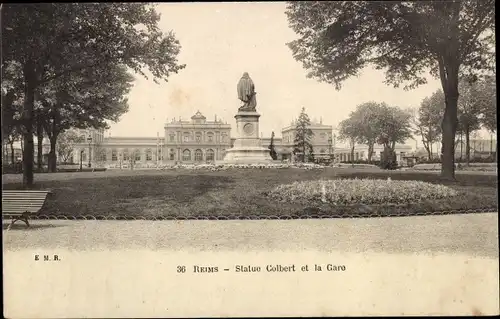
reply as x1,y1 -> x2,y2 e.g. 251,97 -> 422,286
191,110 -> 206,120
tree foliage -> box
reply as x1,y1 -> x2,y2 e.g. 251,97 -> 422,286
477,75 -> 497,134
56,130 -> 84,163
2,3 -> 185,186
415,90 -> 445,159
293,107 -> 315,162
286,1 -> 495,179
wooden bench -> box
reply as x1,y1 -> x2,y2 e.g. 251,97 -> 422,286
2,190 -> 53,229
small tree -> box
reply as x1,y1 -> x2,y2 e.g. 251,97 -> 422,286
374,105 -> 413,169
293,107 -> 315,162
56,130 -> 84,163
414,90 -> 445,160
338,117 -> 358,165
478,75 -> 497,157
268,131 -> 278,160
457,79 -> 483,164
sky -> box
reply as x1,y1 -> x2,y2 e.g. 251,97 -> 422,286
108,2 -> 445,139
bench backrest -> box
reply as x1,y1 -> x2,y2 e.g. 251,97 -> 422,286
2,190 -> 52,214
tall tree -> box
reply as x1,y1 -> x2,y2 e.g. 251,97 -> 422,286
477,74 -> 497,157
2,3 -> 185,187
268,131 -> 278,160
286,1 -> 495,180
293,107 -> 315,162
415,90 -> 445,159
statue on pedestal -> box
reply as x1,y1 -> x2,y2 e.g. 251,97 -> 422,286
237,72 -> 257,112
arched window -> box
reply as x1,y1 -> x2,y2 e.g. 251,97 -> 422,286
195,149 -> 203,161
183,132 -> 191,142
146,149 -> 152,161
81,150 -> 87,162
182,149 -> 191,161
206,149 -> 215,161
320,149 -> 326,154
169,149 -> 175,160
135,149 -> 141,161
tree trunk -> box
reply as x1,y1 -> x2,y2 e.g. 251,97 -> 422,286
22,62 -> 36,188
465,127 -> 470,166
425,146 -> 432,161
367,142 -> 374,163
48,135 -> 58,172
10,141 -> 15,164
350,142 -> 355,167
302,141 -> 305,163
36,118 -> 44,171
441,96 -> 459,180
490,134 -> 493,157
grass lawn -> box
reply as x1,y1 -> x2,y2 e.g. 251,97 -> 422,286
2,168 -> 498,219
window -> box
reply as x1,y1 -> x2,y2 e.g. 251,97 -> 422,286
320,133 -> 326,140
158,148 -> 163,160
169,133 -> 175,142
146,149 -> 152,161
183,132 -> 190,142
206,149 -> 215,161
195,149 -> 203,161
81,151 -> 86,162
320,149 -> 326,154
112,149 -> 118,161
221,149 -> 226,158
123,150 -> 129,161
169,149 -> 175,160
182,149 -> 191,161
99,151 -> 107,162
221,133 -> 227,142
195,132 -> 202,142
207,132 -> 214,142
135,150 -> 141,161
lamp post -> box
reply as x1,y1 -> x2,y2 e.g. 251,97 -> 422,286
87,135 -> 92,168
328,135 -> 332,164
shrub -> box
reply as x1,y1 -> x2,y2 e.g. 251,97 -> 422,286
267,179 -> 458,205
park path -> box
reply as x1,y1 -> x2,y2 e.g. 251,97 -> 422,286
3,213 -> 498,257
3,213 -> 499,317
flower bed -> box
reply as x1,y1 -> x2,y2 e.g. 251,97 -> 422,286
267,178 -> 458,205
160,163 -> 325,171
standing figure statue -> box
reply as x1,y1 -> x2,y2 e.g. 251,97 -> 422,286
237,72 -> 257,112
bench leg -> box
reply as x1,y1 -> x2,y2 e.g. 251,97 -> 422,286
7,215 -> 30,230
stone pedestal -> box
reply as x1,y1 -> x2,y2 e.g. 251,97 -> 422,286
222,111 -> 274,164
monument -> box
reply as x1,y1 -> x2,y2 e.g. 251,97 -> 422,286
222,72 -> 274,164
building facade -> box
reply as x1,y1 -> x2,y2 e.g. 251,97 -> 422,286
163,111 -> 231,163
42,110 -> 417,168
